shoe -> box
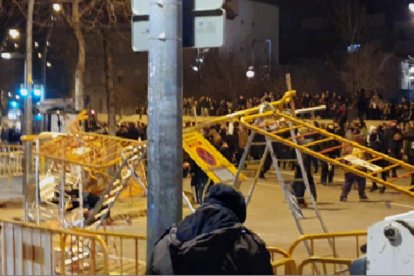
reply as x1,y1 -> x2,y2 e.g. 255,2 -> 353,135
370,186 -> 379,192
360,195 -> 368,200
297,198 -> 308,208
340,196 -> 347,202
379,187 -> 386,193
259,173 -> 265,179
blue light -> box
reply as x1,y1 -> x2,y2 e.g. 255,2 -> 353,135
34,113 -> 42,121
347,44 -> 361,53
20,88 -> 28,97
34,88 -> 42,97
9,100 -> 19,109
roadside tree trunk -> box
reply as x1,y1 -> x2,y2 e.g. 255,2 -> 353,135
71,0 -> 85,111
102,30 -> 116,136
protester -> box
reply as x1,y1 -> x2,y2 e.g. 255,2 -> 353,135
146,183 -> 273,275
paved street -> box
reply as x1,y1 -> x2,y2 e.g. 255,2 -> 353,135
0,167 -> 413,255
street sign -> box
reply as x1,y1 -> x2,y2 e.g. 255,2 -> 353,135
194,11 -> 225,48
183,131 -> 246,183
195,0 -> 224,11
131,0 -> 148,15
131,0 -> 224,14
131,16 -> 149,52
131,0 -> 225,51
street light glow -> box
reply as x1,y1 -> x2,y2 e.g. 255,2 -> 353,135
246,66 -> 255,78
1,52 -> 12,59
47,62 -> 52,68
409,3 -> 414,12
52,3 -> 62,12
192,65 -> 199,72
8,29 -> 20,39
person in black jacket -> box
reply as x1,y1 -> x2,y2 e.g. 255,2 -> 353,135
146,183 -> 273,275
368,126 -> 387,192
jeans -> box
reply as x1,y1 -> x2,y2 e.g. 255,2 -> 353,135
293,165 -> 317,201
320,162 -> 334,184
341,173 -> 366,198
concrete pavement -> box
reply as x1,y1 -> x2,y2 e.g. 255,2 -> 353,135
1,167 -> 413,255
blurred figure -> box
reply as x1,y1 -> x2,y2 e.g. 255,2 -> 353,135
146,184 -> 273,275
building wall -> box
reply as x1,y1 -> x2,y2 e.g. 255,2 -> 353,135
223,0 -> 279,67
84,0 -> 279,114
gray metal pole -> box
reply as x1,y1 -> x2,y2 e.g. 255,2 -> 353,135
23,0 -> 35,221
146,0 -> 183,264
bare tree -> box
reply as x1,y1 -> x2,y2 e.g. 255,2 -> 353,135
332,0 -> 399,98
340,42 -> 398,97
88,1 -> 130,134
332,0 -> 369,46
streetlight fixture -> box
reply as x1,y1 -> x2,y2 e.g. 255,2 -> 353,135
409,3 -> 414,13
246,66 -> 256,79
1,52 -> 12,59
52,3 -> 62,13
8,29 -> 20,40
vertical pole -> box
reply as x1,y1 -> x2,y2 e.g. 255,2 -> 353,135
23,0 -> 35,221
266,39 -> 272,73
146,0 -> 183,264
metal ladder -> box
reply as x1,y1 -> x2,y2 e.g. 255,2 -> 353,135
84,144 -> 196,228
84,145 -> 148,228
233,102 -> 330,262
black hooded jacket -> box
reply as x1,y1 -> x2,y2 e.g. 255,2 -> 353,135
146,184 -> 273,275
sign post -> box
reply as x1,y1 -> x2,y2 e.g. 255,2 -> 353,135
132,0 -> 225,51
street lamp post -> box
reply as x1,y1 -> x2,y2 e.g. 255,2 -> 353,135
23,0 -> 35,221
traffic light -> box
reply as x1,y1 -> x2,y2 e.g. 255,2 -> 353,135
18,84 -> 44,100
33,84 -> 42,97
9,100 -> 19,109
34,113 -> 42,121
19,86 -> 28,97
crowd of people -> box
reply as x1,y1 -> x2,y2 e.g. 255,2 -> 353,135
183,89 -> 412,123
181,112 -> 414,207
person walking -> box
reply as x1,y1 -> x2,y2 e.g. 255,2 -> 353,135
339,137 -> 369,202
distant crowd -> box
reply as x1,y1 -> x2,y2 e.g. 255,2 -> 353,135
183,89 -> 412,123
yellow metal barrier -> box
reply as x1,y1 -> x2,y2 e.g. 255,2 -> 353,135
1,219 -> 367,275
288,231 -> 367,275
0,219 -> 109,275
240,98 -> 414,196
76,228 -> 147,275
0,145 -> 40,179
267,246 -> 297,275
0,151 -> 23,178
297,257 -> 352,275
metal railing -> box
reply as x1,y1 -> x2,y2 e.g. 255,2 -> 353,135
0,145 -> 24,178
77,228 -> 147,275
267,246 -> 297,275
288,230 -> 367,275
0,219 -> 109,275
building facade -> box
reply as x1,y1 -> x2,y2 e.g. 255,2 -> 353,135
84,0 -> 279,114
